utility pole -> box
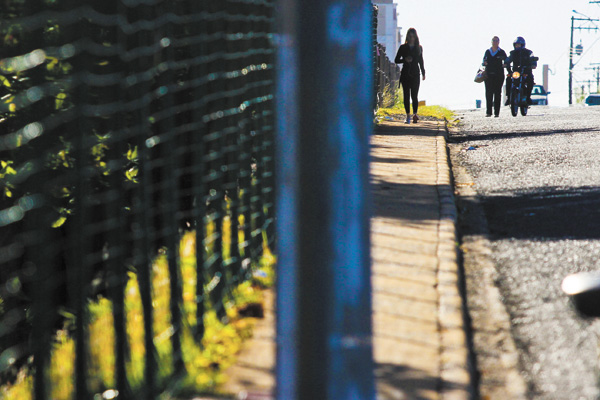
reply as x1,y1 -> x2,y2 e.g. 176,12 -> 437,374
569,15 -> 599,104
570,16 -> 574,105
575,79 -> 594,99
585,64 -> 600,92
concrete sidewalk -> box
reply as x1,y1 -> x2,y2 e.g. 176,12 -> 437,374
371,120 -> 471,400
207,119 -> 473,400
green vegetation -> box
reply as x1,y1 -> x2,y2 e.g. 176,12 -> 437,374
0,229 -> 276,400
576,90 -> 586,105
376,85 -> 456,123
0,2 -> 277,399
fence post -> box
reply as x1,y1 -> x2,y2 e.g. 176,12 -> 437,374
275,0 -> 376,398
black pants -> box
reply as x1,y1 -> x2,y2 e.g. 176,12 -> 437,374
484,74 -> 504,116
401,77 -> 420,115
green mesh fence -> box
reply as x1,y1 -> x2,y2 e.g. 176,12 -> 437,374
0,1 -> 275,398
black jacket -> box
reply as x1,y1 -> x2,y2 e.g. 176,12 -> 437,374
482,48 -> 507,77
395,44 -> 425,82
505,47 -> 537,74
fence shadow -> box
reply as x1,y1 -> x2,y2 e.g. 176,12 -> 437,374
375,123 -> 440,138
371,155 -> 417,164
375,363 -> 471,400
371,180 -> 446,222
371,122 -> 449,223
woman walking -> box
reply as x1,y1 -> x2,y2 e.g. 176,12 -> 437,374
482,36 -> 507,117
395,28 -> 426,124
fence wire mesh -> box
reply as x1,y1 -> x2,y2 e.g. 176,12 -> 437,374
372,5 -> 400,109
0,1 -> 275,399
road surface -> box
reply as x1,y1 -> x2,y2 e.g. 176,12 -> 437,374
450,106 -> 600,400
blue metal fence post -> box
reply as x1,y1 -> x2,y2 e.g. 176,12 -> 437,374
275,0 -> 376,398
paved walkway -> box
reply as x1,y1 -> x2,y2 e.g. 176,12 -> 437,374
203,119 -> 472,400
371,120 -> 471,400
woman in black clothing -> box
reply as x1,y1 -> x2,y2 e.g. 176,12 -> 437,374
482,36 -> 507,117
395,28 -> 425,124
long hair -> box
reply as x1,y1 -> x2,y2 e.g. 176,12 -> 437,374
405,27 -> 421,54
405,28 -> 420,47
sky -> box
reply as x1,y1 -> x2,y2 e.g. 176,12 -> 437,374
393,0 -> 600,109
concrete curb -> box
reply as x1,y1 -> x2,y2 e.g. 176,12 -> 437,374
435,124 -> 473,400
447,124 -> 529,400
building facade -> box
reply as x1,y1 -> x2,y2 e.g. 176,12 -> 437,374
373,0 -> 401,60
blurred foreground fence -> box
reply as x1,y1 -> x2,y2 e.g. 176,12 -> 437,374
0,1 -> 275,399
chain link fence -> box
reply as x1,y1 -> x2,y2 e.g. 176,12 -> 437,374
0,1 -> 398,398
0,1 -> 275,399
376,42 -> 401,108
372,5 -> 400,109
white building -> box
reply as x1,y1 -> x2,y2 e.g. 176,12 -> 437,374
373,0 -> 402,60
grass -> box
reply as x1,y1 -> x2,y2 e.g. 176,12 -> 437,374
0,224 -> 276,400
375,86 -> 457,125
377,105 -> 455,121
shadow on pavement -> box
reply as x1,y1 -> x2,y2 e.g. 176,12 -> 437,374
371,154 -> 417,164
375,363 -> 470,400
375,124 -> 441,138
449,126 -> 600,144
460,186 -> 600,240
371,180 -> 453,222
371,121 -> 450,222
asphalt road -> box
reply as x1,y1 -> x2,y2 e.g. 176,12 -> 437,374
451,106 -> 600,400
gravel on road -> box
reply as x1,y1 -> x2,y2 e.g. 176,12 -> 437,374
450,106 -> 600,400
